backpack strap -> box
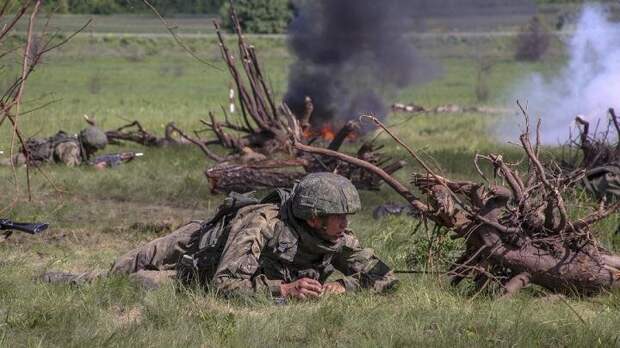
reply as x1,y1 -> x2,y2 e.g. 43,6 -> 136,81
176,191 -> 264,286
260,188 -> 292,205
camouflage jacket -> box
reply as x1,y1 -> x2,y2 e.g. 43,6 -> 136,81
583,162 -> 620,201
212,202 -> 398,297
22,131 -> 85,166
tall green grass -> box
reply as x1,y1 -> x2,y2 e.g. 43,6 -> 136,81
1,33 -> 619,347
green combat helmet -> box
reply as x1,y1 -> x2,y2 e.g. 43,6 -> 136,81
79,126 -> 108,150
292,172 -> 361,220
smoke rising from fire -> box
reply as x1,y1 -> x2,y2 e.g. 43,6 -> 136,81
503,5 -> 620,144
284,0 -> 436,127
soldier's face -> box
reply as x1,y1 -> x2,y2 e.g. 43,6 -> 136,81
308,214 -> 348,241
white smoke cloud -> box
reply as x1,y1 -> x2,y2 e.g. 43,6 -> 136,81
502,5 -> 620,144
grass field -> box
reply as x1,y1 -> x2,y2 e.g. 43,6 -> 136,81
1,19 -> 620,347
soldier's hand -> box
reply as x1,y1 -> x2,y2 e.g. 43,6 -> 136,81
280,278 -> 323,300
322,281 -> 346,295
93,162 -> 108,170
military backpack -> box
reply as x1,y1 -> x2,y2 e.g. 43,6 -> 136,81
22,131 -> 80,165
176,189 -> 289,287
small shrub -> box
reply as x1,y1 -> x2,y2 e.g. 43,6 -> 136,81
474,55 -> 496,103
514,15 -> 551,62
87,73 -> 103,94
159,64 -> 185,78
405,226 -> 462,271
68,0 -> 123,15
124,46 -> 146,63
475,76 -> 489,103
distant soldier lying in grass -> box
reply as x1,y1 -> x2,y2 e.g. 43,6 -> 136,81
0,126 -> 108,167
43,173 -> 398,300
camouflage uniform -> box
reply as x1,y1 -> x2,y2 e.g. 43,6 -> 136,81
0,127 -> 107,167
583,162 -> 620,201
67,173 -> 398,296
583,163 -> 620,235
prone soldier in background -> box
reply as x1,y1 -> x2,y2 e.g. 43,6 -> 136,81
0,126 -> 108,167
43,173 -> 399,300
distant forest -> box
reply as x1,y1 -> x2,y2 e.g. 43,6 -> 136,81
45,0 -> 228,15
42,0 -> 605,15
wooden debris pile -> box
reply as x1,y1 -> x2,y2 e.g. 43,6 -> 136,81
88,119 -> 192,147
296,108 -> 620,297
183,8 -> 404,193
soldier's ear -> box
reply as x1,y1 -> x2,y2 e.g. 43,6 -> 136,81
305,216 -> 322,229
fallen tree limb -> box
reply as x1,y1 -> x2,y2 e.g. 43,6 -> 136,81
206,159 -> 307,193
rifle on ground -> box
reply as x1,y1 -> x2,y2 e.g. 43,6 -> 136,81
0,219 -> 49,235
89,152 -> 143,168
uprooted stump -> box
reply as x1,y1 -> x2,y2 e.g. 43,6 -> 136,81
295,112 -> 620,297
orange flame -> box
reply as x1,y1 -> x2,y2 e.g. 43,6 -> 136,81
320,123 -> 336,141
301,121 -> 360,142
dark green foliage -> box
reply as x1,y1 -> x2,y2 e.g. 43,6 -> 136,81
43,0 -> 125,15
220,0 -> 293,34
514,15 -> 551,62
43,0 -> 226,14
474,56 -> 496,102
405,226 -> 463,271
144,0 -> 226,14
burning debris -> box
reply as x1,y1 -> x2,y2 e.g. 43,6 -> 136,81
180,8 -> 405,193
295,110 -> 620,297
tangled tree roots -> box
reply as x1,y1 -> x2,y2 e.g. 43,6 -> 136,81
295,110 -> 620,297
102,121 -> 192,147
177,7 -> 404,193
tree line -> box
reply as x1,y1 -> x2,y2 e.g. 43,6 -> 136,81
44,0 -> 227,15
41,0 -> 293,34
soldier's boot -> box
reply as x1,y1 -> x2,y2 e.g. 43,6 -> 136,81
39,270 -> 105,285
128,270 -> 176,290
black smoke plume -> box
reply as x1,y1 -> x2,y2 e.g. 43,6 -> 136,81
284,0 -> 435,128
284,0 -> 536,128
